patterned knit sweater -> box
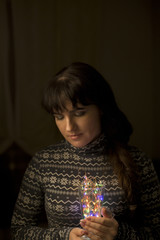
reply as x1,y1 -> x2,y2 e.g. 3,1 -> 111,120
11,135 -> 160,239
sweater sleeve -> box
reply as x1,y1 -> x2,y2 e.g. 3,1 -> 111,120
116,149 -> 160,239
11,153 -> 72,240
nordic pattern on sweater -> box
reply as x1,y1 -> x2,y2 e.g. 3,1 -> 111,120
11,135 -> 160,239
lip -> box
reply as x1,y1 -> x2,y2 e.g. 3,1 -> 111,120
68,133 -> 82,140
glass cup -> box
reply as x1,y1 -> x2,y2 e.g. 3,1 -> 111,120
79,176 -> 104,240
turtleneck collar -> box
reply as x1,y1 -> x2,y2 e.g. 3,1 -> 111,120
65,133 -> 108,155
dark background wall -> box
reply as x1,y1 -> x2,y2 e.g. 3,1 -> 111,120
0,0 -> 159,239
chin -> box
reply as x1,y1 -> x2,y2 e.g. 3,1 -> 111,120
70,140 -> 90,148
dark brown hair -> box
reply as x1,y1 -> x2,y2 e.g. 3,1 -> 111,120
42,62 -> 139,206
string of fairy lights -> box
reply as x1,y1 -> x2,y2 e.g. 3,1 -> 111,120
79,175 -> 104,218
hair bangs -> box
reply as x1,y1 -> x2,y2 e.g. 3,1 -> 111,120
45,77 -> 84,114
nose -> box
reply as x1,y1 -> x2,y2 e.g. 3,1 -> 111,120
66,117 -> 76,132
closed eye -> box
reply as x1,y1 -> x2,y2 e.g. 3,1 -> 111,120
74,110 -> 86,117
53,113 -> 64,120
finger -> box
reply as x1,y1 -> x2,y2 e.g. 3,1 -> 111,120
86,231 -> 101,240
71,227 -> 87,237
84,220 -> 118,240
78,229 -> 88,237
85,216 -> 113,227
84,220 -> 108,236
101,207 -> 113,218
86,230 -> 112,240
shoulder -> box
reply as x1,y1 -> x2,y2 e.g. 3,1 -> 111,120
29,140 -> 67,165
37,140 -> 66,155
127,145 -> 156,176
127,145 -> 147,160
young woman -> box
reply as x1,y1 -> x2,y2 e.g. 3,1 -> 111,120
11,62 -> 160,239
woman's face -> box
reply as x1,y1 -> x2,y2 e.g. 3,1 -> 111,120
53,101 -> 102,148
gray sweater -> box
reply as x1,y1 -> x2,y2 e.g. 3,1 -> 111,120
11,135 -> 160,239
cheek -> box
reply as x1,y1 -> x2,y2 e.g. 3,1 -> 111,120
92,112 -> 101,126
86,116 -> 101,133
